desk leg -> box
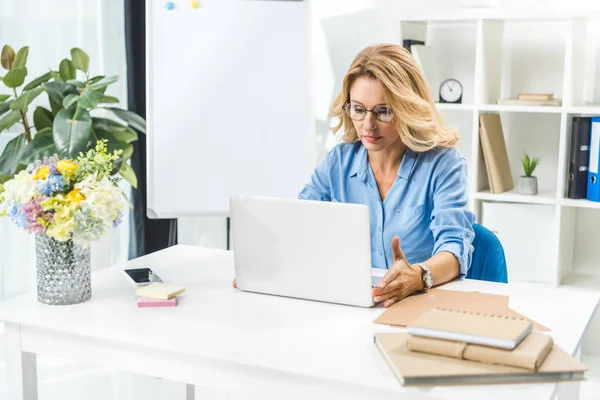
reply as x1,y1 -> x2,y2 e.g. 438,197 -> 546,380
186,384 -> 195,400
5,323 -> 38,400
554,344 -> 582,400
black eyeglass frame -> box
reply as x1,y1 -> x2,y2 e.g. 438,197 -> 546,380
342,102 -> 394,123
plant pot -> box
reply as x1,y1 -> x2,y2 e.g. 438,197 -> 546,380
517,176 -> 538,195
35,234 -> 91,305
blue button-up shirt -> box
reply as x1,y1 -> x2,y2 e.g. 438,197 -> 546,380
298,142 -> 475,277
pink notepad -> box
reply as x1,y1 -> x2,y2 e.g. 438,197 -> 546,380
137,296 -> 177,307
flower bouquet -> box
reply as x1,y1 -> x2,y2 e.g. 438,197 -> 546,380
0,140 -> 126,305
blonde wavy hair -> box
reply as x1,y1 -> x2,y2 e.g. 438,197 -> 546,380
329,44 -> 458,152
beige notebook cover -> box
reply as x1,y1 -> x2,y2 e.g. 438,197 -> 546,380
479,114 -> 514,194
407,308 -> 532,349
407,332 -> 554,371
374,332 -> 586,386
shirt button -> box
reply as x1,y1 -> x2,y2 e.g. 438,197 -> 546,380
377,226 -> 382,232
378,250 -> 383,256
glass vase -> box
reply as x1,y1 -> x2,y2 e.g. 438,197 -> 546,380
35,234 -> 91,305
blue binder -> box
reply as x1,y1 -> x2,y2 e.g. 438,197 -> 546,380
587,117 -> 600,202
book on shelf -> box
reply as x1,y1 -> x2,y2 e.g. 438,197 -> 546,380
479,114 -> 514,194
517,93 -> 555,101
496,98 -> 562,106
567,116 -> 592,199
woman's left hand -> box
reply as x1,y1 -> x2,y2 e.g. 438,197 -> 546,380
371,236 -> 424,307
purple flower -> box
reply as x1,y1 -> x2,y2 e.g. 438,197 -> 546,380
27,154 -> 60,175
21,197 -> 50,234
113,210 -> 124,228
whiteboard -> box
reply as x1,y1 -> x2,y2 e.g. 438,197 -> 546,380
146,0 -> 312,218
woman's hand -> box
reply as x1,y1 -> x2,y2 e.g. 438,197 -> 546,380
232,278 -> 237,289
371,236 -> 424,307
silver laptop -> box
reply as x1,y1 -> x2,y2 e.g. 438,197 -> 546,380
229,195 -> 383,308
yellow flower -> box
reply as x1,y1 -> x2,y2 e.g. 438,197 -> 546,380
33,166 -> 50,180
57,160 -> 78,178
66,188 -> 86,204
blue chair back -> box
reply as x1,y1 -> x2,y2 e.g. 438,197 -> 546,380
466,223 -> 508,283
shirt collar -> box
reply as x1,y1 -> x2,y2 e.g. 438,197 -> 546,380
397,147 -> 418,180
350,143 -> 418,181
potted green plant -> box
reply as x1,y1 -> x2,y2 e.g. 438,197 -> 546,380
518,153 -> 540,195
0,44 -> 144,189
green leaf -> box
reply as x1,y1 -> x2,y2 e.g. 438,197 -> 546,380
1,45 -> 15,70
119,162 -> 137,189
2,67 -> 27,88
66,79 -> 85,88
62,93 -> 79,109
88,75 -> 105,84
22,71 -> 52,91
77,89 -> 103,108
12,47 -> 29,69
105,107 -> 146,134
92,126 -> 126,173
88,75 -> 118,91
91,117 -> 137,143
59,59 -> 76,81
111,126 -> 138,143
50,70 -> 64,83
0,110 -> 21,132
99,95 -> 119,104
53,106 -> 92,158
0,101 -> 12,117
43,81 -> 78,112
21,131 -> 58,164
70,48 -> 89,73
0,133 -> 27,176
122,143 -> 133,161
36,127 -> 52,135
10,87 -> 44,112
0,95 -> 10,102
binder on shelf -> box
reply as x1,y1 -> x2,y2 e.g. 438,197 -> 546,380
567,117 -> 591,199
479,114 -> 514,194
587,117 -> 600,202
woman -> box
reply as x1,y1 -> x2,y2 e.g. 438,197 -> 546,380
299,43 -> 475,307
234,43 -> 475,307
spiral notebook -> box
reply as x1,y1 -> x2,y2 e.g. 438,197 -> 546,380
407,308 -> 532,350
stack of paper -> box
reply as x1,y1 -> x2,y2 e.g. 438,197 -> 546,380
135,282 -> 186,308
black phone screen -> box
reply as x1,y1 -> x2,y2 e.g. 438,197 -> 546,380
124,268 -> 161,284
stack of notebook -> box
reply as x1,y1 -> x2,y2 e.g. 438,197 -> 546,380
135,282 -> 186,308
374,308 -> 586,386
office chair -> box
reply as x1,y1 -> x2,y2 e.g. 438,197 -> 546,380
466,223 -> 508,283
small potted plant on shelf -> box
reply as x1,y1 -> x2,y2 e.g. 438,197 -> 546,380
518,153 -> 540,195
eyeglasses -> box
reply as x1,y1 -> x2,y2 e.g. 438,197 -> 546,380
343,103 -> 394,123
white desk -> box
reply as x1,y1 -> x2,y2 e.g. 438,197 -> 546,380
1,245 -> 598,400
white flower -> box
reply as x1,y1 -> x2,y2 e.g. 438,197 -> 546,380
0,170 -> 37,216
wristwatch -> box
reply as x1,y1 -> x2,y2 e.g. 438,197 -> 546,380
416,262 -> 434,292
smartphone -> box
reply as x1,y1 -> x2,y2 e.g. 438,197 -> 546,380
123,267 -> 163,287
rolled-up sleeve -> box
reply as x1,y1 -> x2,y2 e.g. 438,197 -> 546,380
298,152 -> 332,201
430,157 -> 476,278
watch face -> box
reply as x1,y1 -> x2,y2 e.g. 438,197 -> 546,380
425,272 -> 434,288
439,79 -> 462,103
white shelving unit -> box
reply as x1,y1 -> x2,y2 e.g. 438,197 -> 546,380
398,15 -> 600,298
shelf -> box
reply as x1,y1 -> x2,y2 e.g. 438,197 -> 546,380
559,198 -> 600,210
474,189 -> 557,205
435,103 -> 474,111
562,272 -> 600,294
564,106 -> 600,115
478,104 -> 563,114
